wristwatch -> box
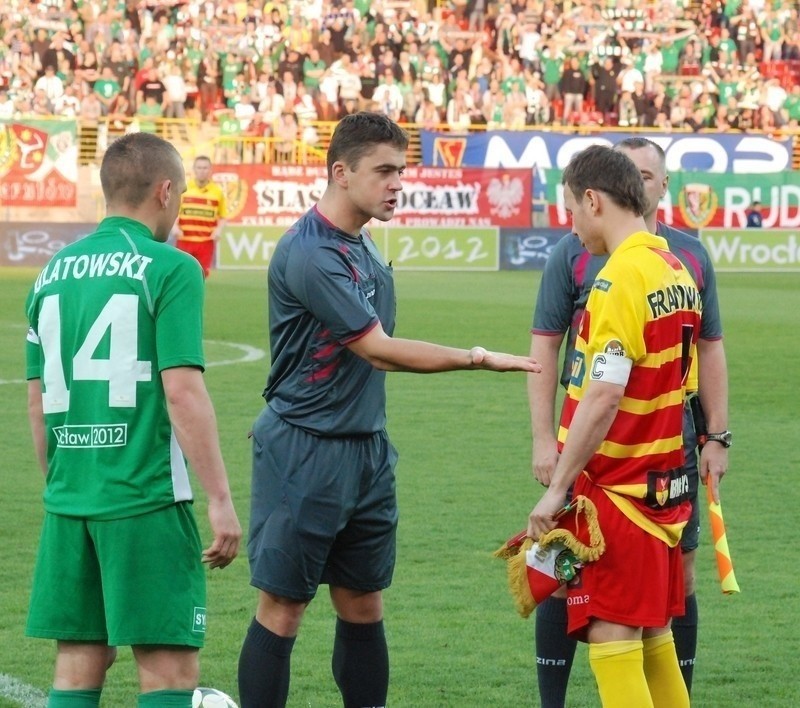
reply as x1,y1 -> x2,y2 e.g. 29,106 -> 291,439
705,430 -> 733,448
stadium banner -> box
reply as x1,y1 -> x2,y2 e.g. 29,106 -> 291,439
374,225 -> 499,270
0,119 -> 78,207
214,164 -> 532,228
500,228 -> 567,270
700,229 -> 800,272
217,223 -> 500,271
217,224 -> 284,269
542,168 -> 800,230
420,131 -> 794,193
0,222 -> 92,267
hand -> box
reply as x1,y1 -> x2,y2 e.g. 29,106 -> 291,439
699,443 -> 728,504
532,437 -> 559,486
202,496 -> 242,569
527,487 -> 567,540
470,346 -> 542,373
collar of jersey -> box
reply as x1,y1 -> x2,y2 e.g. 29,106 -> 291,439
613,230 -> 667,258
98,216 -> 154,240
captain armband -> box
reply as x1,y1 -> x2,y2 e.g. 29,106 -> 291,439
589,351 -> 632,386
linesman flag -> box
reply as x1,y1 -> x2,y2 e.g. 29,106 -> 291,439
706,484 -> 740,594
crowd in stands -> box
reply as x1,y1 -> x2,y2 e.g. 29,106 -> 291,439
2,0 -> 800,143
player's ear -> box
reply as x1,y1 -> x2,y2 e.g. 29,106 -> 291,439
158,179 -> 172,209
585,188 -> 600,215
330,160 -> 346,187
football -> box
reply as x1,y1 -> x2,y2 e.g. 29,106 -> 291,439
192,687 -> 239,708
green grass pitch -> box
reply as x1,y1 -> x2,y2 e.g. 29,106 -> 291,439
0,267 -> 798,706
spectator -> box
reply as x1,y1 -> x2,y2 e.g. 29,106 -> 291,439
273,111 -> 298,163
31,88 -> 53,116
0,89 -> 16,119
136,94 -> 163,133
746,200 -> 763,227
315,89 -> 339,122
541,44 -> 565,102
303,47 -> 327,92
591,56 -> 620,122
93,65 -> 122,116
559,56 -> 588,124
163,63 -> 188,119
415,97 -> 441,128
372,70 -> 404,122
685,105 -> 708,131
137,67 -> 166,114
259,81 -> 286,125
42,33 -> 75,73
34,65 -> 65,105
106,41 -> 133,97
198,55 -> 221,121
617,89 -> 639,127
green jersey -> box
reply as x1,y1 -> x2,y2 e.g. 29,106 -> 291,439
25,216 -> 205,521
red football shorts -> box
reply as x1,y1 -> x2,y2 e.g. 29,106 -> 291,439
176,239 -> 215,277
566,476 -> 685,639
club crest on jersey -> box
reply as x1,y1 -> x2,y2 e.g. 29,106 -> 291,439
603,339 -> 626,357
646,469 -> 690,509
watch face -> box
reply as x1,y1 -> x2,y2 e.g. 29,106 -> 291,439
709,431 -> 732,447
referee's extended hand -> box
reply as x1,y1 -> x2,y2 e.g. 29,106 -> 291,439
203,497 -> 242,569
469,347 -> 542,373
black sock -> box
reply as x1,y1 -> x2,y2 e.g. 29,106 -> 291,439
672,593 -> 698,695
534,597 -> 577,708
238,617 -> 296,708
332,618 -> 389,708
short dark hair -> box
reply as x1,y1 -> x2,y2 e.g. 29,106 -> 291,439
614,137 -> 667,173
562,144 -> 647,216
327,112 -> 409,180
100,133 -> 181,207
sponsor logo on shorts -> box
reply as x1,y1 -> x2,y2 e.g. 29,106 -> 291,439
193,607 -> 207,633
53,424 -> 127,448
567,594 -> 590,606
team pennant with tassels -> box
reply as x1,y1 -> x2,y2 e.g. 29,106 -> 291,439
706,485 -> 740,594
493,495 -> 605,618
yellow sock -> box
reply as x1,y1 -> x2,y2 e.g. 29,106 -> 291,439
643,632 -> 690,708
589,640 -> 654,708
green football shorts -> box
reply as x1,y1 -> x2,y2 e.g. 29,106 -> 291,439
26,502 -> 207,647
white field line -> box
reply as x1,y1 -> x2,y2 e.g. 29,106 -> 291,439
0,673 -> 47,707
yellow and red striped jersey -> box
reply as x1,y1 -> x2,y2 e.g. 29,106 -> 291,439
558,231 -> 703,546
177,179 -> 227,242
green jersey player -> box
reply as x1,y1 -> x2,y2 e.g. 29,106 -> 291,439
25,132 -> 241,708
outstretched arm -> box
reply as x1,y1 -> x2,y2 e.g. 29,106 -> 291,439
345,321 -> 541,374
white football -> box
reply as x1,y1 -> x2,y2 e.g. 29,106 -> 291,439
192,687 -> 239,708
